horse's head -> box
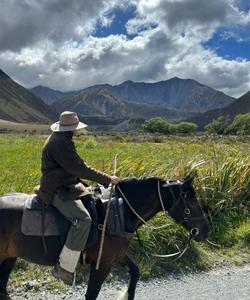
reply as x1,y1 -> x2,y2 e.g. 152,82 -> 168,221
162,176 -> 209,242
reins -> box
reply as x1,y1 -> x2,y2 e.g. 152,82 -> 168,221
117,179 -> 199,260
116,181 -> 172,231
136,228 -> 195,260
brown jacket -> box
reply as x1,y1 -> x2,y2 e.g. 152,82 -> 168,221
37,131 -> 111,205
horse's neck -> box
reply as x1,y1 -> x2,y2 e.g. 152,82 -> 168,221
121,180 -> 161,232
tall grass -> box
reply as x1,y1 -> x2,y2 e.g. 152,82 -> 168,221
0,134 -> 249,282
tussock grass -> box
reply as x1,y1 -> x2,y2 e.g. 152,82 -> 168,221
0,134 -> 249,284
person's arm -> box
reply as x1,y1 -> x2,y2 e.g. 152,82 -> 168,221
52,138 -> 112,186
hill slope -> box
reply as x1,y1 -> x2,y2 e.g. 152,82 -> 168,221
32,77 -> 235,117
188,91 -> 250,128
103,77 -> 235,113
51,86 -> 196,121
0,70 -> 56,123
30,85 -> 73,105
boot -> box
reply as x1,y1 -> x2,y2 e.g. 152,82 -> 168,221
52,262 -> 76,286
52,245 -> 82,286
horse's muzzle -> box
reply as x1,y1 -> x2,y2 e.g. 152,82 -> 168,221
192,223 -> 209,242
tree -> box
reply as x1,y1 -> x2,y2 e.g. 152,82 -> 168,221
142,118 -> 197,134
142,117 -> 171,134
174,122 -> 198,134
205,116 -> 228,134
225,113 -> 250,135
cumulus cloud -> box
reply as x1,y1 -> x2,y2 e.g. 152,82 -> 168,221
0,0 -> 120,51
0,0 -> 250,97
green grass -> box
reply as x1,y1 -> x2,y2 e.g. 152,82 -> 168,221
0,134 -> 249,286
0,119 -> 51,134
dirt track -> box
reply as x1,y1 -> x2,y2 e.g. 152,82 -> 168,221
10,264 -> 250,299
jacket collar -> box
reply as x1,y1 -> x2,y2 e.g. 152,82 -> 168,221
53,131 -> 73,139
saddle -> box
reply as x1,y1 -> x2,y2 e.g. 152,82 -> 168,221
17,186 -> 130,251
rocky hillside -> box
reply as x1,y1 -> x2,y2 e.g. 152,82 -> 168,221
30,85 -> 72,105
51,86 -> 195,121
188,91 -> 250,128
0,70 -> 56,123
32,78 -> 235,117
102,77 -> 235,113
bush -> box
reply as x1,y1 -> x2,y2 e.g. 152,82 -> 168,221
142,118 -> 197,134
142,117 -> 171,134
225,113 -> 250,135
205,116 -> 229,134
174,122 -> 198,134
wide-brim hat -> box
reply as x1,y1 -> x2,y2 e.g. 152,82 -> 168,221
51,111 -> 87,132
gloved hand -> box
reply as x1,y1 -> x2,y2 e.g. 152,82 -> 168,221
110,176 -> 120,185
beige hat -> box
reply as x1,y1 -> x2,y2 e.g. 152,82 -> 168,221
50,111 -> 87,132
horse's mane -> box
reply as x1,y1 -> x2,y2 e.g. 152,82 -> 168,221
120,177 -> 161,185
120,176 -> 185,187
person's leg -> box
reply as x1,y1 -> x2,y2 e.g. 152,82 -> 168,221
52,195 -> 92,284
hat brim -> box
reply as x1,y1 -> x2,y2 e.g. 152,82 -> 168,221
50,121 -> 87,132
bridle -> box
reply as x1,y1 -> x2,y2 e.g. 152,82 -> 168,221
116,179 -> 202,259
163,180 -> 205,230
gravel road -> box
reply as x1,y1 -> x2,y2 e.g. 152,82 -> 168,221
10,264 -> 250,300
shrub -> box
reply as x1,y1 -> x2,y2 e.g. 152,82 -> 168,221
142,118 -> 197,135
174,122 -> 198,134
205,116 -> 229,134
142,117 -> 171,134
225,113 -> 250,135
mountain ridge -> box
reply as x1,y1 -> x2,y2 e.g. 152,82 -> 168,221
0,69 -> 56,123
51,86 -> 195,121
30,85 -> 73,105
188,91 -> 250,128
102,77 -> 235,113
33,77 -> 235,123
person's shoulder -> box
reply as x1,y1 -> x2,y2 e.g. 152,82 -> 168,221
53,132 -> 75,149
44,132 -> 67,148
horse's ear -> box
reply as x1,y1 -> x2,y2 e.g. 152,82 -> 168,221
182,174 -> 196,188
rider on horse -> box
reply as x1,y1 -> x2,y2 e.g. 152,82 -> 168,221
37,111 -> 120,286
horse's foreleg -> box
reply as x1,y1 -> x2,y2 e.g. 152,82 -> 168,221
0,257 -> 17,299
85,263 -> 112,300
119,255 -> 140,300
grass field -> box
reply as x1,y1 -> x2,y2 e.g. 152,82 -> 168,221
0,134 -> 249,287
0,119 -> 50,134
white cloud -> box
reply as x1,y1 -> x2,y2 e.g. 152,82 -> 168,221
0,0 -> 250,98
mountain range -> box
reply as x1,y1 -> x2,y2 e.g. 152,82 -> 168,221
50,86 -> 198,121
33,77 -> 235,116
188,91 -> 250,128
30,85 -> 72,105
0,69 -> 56,123
0,68 -> 249,130
101,78 -> 235,113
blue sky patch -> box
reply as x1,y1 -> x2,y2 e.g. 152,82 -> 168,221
235,0 -> 250,12
93,5 -> 137,39
204,26 -> 250,60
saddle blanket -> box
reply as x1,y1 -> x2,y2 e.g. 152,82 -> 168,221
20,188 -> 128,238
21,194 -> 66,236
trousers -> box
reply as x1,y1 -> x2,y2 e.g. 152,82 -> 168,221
52,195 -> 92,251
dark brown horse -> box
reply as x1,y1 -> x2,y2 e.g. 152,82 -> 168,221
0,176 -> 209,300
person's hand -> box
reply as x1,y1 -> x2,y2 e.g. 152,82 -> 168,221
110,176 -> 120,185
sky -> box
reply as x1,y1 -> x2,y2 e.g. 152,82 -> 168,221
0,0 -> 250,97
